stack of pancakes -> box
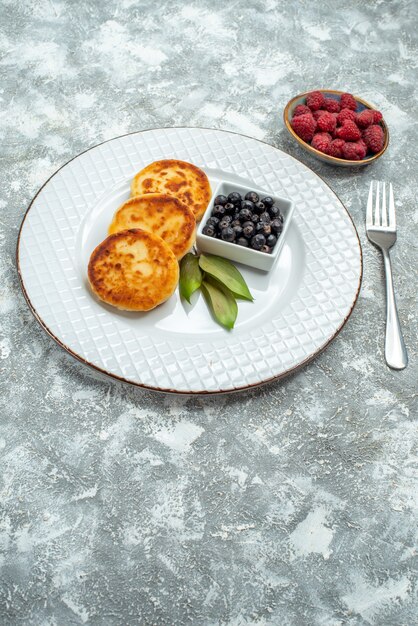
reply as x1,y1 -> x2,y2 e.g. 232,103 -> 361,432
88,160 -> 211,311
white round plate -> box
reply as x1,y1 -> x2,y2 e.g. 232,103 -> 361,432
17,128 -> 362,394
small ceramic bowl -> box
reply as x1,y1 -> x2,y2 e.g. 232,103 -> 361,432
283,89 -> 389,167
196,181 -> 294,272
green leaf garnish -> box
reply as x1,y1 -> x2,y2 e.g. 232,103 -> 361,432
201,278 -> 238,330
179,253 -> 203,303
198,254 -> 254,301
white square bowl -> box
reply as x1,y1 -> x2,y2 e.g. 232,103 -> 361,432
196,181 -> 294,271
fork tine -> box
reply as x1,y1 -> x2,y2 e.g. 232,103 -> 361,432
388,183 -> 396,227
366,181 -> 374,226
374,181 -> 380,225
381,181 -> 387,226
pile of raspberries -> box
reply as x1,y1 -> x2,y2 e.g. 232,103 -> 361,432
290,91 -> 384,160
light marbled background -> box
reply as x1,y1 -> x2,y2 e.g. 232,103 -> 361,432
1,0 -> 417,624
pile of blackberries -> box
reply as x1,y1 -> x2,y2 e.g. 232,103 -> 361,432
202,190 -> 284,253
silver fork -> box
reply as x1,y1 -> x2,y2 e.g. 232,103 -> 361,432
366,181 -> 408,370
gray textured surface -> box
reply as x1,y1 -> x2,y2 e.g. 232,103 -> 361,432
1,0 -> 418,624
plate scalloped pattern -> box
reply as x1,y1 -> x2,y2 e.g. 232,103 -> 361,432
17,128 -> 362,393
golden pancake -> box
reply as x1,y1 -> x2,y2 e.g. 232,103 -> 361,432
131,159 -> 211,221
88,229 -> 179,312
108,194 -> 196,260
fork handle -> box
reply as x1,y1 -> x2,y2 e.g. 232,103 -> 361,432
382,249 -> 408,370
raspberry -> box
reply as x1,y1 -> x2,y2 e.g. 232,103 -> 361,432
358,138 -> 368,153
312,110 -> 326,121
337,108 -> 357,125
323,98 -> 341,113
317,111 -> 337,133
372,110 -> 383,123
356,110 -> 375,128
340,92 -> 358,111
306,90 -> 326,111
293,104 -> 311,117
354,140 -> 367,159
336,120 -> 361,141
363,124 -> 384,153
311,132 -> 332,154
290,113 -> 317,142
328,138 -> 345,158
342,141 -> 367,161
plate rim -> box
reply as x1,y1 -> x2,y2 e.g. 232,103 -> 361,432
16,126 -> 363,395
